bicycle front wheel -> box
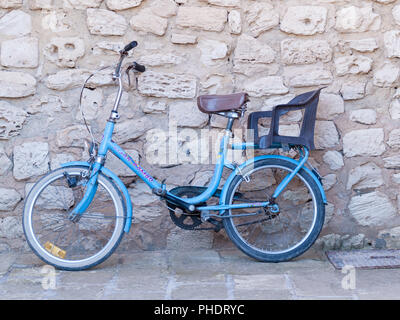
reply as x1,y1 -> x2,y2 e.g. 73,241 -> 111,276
223,158 -> 325,262
23,166 -> 126,271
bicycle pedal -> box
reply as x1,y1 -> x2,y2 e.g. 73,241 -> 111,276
208,218 -> 223,232
44,242 -> 66,259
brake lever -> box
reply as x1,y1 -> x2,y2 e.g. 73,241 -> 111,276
125,65 -> 138,89
125,65 -> 132,87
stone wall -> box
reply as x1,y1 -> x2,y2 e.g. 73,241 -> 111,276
1,0 -> 400,253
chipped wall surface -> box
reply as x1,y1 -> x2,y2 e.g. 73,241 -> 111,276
1,0 -> 400,253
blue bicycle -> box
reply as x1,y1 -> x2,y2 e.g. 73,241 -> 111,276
23,42 -> 327,271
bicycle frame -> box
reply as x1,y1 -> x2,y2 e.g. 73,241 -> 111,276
63,50 -> 326,233
64,120 -> 326,232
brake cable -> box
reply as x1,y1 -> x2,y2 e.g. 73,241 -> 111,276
78,65 -> 114,156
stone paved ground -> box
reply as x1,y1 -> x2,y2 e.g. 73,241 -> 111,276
0,249 -> 399,300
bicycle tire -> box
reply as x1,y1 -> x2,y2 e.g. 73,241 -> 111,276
23,166 -> 126,271
223,158 -> 325,262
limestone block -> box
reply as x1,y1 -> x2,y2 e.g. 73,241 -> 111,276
281,39 -> 331,65
76,88 -> 103,121
349,192 -> 396,227
105,0 -> 142,11
393,5 -> 400,25
41,10 -> 71,32
347,38 -> 378,52
283,66 -> 333,87
349,109 -> 377,125
334,55 -> 373,76
378,226 -> 400,249
87,8 -> 128,36
0,0 -> 22,8
281,6 -> 327,36
0,146 -> 12,175
169,101 -> 208,128
373,63 -> 400,87
317,234 -> 342,250
384,30 -> 400,58
0,10 -> 32,37
323,174 -> 337,191
346,162 -> 383,190
138,71 -> 197,99
342,234 -> 366,250
113,117 -> 153,144
383,155 -> 400,169
200,0 -> 240,6
244,76 -> 288,97
29,0 -> 53,10
315,121 -> 340,150
176,6 -> 227,32
171,33 -> 197,45
0,101 -> 27,140
150,0 -> 177,18
13,142 -> 49,180
323,150 -> 344,170
46,69 -> 113,91
56,125 -> 88,148
0,188 -> 21,211
387,129 -> 400,148
228,10 -> 241,34
198,39 -> 229,66
244,2 -> 279,37
234,34 -> 275,66
50,153 -> 75,170
391,99 -> 400,119
93,41 -> 124,55
64,0 -> 102,9
340,80 -> 366,100
0,71 -> 36,98
343,128 -> 385,157
1,37 -> 38,68
130,11 -> 168,36
335,5 -> 381,33
0,217 -> 23,239
143,101 -> 167,114
140,53 -> 185,67
317,93 -> 344,120
44,37 -> 85,68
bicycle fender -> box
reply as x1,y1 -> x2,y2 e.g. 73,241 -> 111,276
61,161 -> 133,233
220,155 -> 327,205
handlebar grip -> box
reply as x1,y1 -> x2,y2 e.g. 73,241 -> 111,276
123,41 -> 138,53
133,62 -> 146,73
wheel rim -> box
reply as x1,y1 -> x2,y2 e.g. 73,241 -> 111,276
227,164 -> 318,255
25,169 -> 124,268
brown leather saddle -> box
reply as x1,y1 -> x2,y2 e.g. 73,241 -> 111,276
197,93 -> 249,114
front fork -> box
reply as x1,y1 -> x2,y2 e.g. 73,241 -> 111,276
68,161 -> 101,222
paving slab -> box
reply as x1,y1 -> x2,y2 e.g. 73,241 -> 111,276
0,249 -> 399,300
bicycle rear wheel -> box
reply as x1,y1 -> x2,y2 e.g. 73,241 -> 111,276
223,158 -> 325,262
23,166 -> 126,271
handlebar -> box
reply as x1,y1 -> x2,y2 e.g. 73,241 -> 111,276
114,41 -> 145,77
132,62 -> 146,73
110,41 -> 145,115
123,41 -> 138,54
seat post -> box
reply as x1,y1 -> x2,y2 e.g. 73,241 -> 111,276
225,117 -> 235,132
